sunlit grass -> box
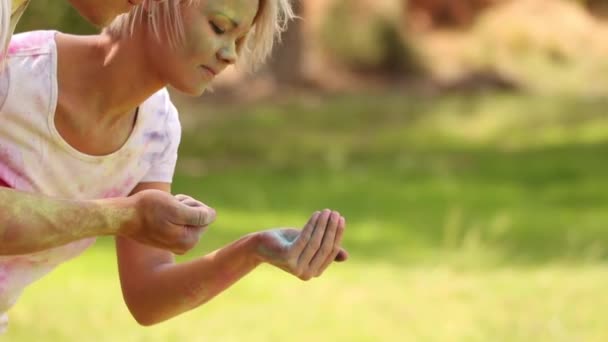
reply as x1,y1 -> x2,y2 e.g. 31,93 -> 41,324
5,245 -> 608,341
4,92 -> 608,340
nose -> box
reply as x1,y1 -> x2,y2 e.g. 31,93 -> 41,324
217,42 -> 237,65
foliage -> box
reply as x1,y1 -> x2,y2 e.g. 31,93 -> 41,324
320,0 -> 423,76
466,0 -> 608,95
15,0 -> 96,34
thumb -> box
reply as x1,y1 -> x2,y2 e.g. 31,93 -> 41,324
174,202 -> 217,227
334,249 -> 349,262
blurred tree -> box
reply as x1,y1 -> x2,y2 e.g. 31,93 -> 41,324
406,0 -> 503,30
267,1 -> 306,85
581,0 -> 608,17
321,0 -> 422,78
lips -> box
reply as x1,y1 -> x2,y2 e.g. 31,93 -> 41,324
199,65 -> 217,76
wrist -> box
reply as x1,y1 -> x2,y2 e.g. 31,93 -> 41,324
93,196 -> 140,237
244,232 -> 266,265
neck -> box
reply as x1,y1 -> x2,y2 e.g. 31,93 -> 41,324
56,28 -> 166,124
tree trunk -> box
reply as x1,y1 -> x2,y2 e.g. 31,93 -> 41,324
268,1 -> 305,85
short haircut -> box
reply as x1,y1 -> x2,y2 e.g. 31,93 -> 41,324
104,0 -> 295,71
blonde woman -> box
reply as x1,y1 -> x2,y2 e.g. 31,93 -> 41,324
0,0 -> 218,300
0,0 -> 348,333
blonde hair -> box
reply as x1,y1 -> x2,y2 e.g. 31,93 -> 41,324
105,0 -> 295,71
1,0 -> 11,69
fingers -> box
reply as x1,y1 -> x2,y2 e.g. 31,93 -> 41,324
317,216 -> 346,275
308,212 -> 341,272
297,209 -> 332,266
171,196 -> 213,253
148,222 -> 200,255
292,211 -> 321,253
254,210 -> 348,281
171,225 -> 205,255
175,194 -> 205,208
334,249 -> 349,262
173,200 -> 216,227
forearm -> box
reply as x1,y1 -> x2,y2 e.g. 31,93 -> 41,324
122,233 -> 262,326
0,188 -> 135,255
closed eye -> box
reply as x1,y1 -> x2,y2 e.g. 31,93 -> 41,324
209,21 -> 225,35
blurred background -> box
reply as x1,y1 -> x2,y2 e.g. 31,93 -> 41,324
6,0 -> 608,340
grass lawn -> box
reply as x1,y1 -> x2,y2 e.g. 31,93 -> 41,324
6,248 -> 608,341
4,91 -> 608,341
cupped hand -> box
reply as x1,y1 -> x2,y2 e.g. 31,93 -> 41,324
255,210 -> 348,280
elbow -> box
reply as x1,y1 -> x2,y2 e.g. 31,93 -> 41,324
123,293 -> 166,327
128,302 -> 204,327
128,304 -> 165,327
134,316 -> 160,327
127,297 -> 211,327
120,273 -> 211,326
124,291 -> 206,327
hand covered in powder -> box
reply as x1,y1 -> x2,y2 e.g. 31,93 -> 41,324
255,210 -> 348,280
123,190 -> 216,254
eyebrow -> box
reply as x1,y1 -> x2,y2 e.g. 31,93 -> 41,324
214,12 -> 240,28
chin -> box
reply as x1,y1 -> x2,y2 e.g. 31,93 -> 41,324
172,82 -> 209,97
74,8 -> 114,27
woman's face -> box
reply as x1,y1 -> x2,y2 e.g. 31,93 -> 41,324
69,0 -> 148,26
147,0 -> 259,96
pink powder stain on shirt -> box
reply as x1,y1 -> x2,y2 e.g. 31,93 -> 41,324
0,256 -> 53,313
0,260 -> 29,300
0,63 -> 9,110
0,265 -> 7,311
0,266 -> 6,289
0,146 -> 31,191
100,175 -> 136,198
101,188 -> 123,199
7,31 -> 53,55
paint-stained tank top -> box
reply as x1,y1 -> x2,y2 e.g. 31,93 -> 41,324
0,30 -> 182,333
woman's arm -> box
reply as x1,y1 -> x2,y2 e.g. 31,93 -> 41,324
117,183 -> 348,326
0,187 -> 213,255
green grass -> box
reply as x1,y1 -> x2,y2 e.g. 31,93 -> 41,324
5,92 -> 608,340
6,250 -> 608,341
